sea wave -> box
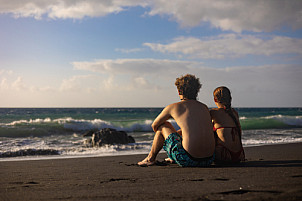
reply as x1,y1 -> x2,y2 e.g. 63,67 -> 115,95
262,115 -> 302,126
0,117 -> 155,137
0,149 -> 60,158
0,135 -> 152,159
1,115 -> 302,137
1,128 -> 302,159
240,115 -> 302,130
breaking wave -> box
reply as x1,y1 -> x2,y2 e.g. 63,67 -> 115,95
0,115 -> 302,137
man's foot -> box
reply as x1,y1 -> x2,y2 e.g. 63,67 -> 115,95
137,158 -> 156,167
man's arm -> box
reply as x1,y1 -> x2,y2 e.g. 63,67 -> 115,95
151,104 -> 173,132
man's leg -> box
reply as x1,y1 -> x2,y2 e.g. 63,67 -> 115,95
138,122 -> 176,166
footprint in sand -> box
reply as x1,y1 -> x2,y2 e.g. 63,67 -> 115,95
214,178 -> 230,181
189,179 -> 204,181
219,189 -> 282,195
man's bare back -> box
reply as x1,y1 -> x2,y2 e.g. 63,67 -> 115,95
138,74 -> 215,167
152,99 -> 215,158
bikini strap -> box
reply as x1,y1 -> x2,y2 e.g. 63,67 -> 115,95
213,126 -> 236,131
213,126 -> 238,141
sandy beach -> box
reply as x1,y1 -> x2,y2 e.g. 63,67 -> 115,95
0,143 -> 301,201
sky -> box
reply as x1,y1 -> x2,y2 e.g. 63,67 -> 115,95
0,0 -> 302,108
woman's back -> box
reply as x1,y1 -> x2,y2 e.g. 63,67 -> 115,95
211,108 -> 242,151
210,86 -> 245,163
211,108 -> 245,163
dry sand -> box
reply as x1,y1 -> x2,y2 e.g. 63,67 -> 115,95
1,143 -> 302,201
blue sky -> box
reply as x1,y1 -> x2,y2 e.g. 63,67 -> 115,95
0,0 -> 302,107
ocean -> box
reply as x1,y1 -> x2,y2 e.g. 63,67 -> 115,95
1,107 -> 302,161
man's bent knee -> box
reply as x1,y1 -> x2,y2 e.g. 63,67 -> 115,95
157,122 -> 177,139
157,121 -> 173,130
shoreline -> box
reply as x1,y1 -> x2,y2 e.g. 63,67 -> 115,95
1,143 -> 302,201
0,141 -> 301,162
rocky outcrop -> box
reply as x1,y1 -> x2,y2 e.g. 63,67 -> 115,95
84,128 -> 135,147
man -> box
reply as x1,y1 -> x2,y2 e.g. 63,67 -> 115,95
138,74 -> 215,167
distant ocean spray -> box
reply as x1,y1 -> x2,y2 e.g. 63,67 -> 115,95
0,108 -> 302,161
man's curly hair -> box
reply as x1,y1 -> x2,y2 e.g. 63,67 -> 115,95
175,74 -> 201,100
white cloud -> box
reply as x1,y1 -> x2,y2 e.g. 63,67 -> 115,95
133,76 -> 148,86
59,75 -> 95,92
144,34 -> 302,59
0,69 -> 13,76
102,75 -> 116,90
72,58 -> 302,107
115,48 -> 144,54
99,75 -> 155,92
0,75 -> 56,93
203,64 -> 302,107
1,0 -> 301,32
30,86 -> 56,93
72,58 -> 199,93
0,78 -> 9,90
0,70 -> 13,90
1,59 -> 301,107
0,0 -> 147,20
72,58 -> 195,76
11,76 -> 27,91
147,0 -> 302,32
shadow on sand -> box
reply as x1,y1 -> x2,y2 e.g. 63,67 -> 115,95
214,159 -> 302,168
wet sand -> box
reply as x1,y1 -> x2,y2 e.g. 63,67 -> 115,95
1,143 -> 302,201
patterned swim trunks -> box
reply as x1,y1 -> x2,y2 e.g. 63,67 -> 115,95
163,132 -> 215,167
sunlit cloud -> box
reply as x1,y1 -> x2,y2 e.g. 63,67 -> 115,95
71,57 -> 302,106
0,69 -> 13,76
1,59 -> 301,107
147,0 -> 302,32
99,75 -> 159,92
72,58 -> 195,76
1,0 -> 301,32
115,48 -> 144,54
0,78 -> 9,90
1,1 -> 301,107
11,76 -> 27,91
144,34 -> 302,59
72,58 -> 198,93
0,0 -> 147,20
59,75 -> 96,92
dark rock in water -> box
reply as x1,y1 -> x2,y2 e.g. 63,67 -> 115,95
128,135 -> 135,144
86,128 -> 135,147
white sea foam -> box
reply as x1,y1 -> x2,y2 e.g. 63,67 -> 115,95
1,128 -> 302,161
3,118 -> 52,126
242,128 -> 302,147
261,115 -> 302,126
2,115 -> 302,135
243,138 -> 302,146
63,118 -> 115,131
0,134 -> 153,161
0,117 -> 155,133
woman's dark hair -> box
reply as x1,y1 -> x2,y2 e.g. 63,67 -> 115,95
175,74 -> 201,100
213,86 -> 241,138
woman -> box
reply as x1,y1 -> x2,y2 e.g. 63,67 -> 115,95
210,86 -> 245,163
